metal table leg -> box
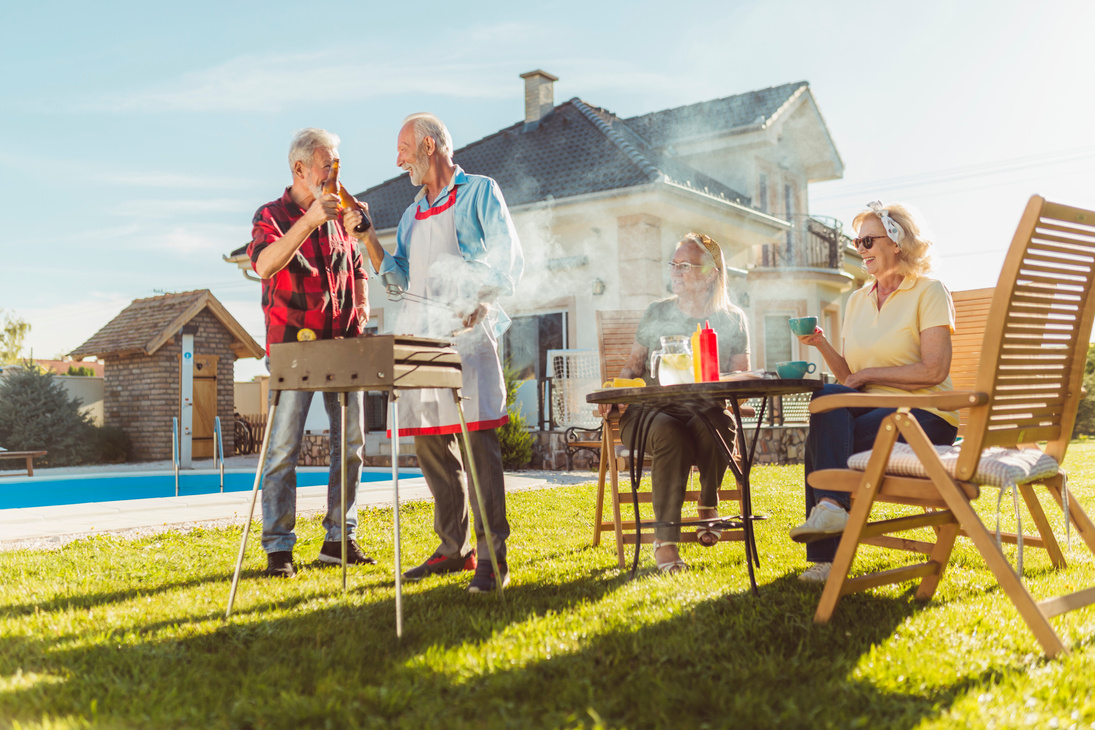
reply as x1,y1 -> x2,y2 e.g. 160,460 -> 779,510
226,392 -> 279,618
622,401 -> 764,594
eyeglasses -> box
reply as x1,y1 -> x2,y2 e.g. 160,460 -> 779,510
667,262 -> 711,272
852,235 -> 889,251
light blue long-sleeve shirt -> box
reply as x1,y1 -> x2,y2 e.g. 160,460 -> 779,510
379,166 -> 524,336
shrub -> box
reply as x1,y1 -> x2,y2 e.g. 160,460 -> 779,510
0,365 -> 97,467
498,360 -> 533,469
94,425 -> 132,463
66,365 -> 96,377
1074,343 -> 1095,437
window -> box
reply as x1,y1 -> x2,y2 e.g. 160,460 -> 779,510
764,314 -> 793,369
758,173 -> 768,213
501,312 -> 566,429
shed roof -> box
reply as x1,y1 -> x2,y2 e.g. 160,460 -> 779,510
70,290 -> 264,360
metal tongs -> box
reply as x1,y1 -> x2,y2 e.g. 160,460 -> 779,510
384,285 -> 474,339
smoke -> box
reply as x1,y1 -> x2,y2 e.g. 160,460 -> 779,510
500,204 -> 597,313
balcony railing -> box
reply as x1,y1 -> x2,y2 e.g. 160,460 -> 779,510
757,215 -> 844,270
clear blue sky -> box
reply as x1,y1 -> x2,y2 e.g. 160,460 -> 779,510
3,0 -> 1093,382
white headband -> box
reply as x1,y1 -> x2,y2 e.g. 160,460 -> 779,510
867,201 -> 905,247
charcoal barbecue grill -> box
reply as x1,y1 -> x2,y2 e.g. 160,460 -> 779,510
225,335 -> 504,635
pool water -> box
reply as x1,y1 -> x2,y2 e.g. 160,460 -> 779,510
0,467 -> 420,510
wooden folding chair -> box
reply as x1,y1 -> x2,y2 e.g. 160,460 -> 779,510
808,196 -> 1095,657
589,310 -> 745,568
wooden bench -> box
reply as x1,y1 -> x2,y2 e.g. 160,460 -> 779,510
0,450 -> 47,477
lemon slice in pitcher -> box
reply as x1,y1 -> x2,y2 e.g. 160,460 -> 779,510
661,353 -> 691,370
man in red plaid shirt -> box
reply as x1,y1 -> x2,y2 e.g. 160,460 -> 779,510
248,127 -> 377,578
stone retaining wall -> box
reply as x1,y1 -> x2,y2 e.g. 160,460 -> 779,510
299,432 -> 419,468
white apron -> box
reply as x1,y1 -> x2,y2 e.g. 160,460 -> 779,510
390,185 -> 508,437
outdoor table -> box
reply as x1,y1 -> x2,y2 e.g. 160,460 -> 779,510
587,377 -> 823,593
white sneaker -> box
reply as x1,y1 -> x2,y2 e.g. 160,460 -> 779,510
798,562 -> 832,583
789,504 -> 848,543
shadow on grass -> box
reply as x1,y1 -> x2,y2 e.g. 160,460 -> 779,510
0,560 -> 1025,730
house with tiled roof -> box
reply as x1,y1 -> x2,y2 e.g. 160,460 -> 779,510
225,72 -> 864,433
71,290 -> 264,461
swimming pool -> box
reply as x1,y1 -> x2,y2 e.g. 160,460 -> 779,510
0,467 -> 422,510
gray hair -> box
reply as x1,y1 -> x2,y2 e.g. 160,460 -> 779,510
403,113 -> 453,158
288,128 -> 340,170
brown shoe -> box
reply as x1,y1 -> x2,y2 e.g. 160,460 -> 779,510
264,551 -> 296,578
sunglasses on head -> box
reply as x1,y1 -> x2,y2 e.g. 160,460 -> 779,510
853,234 -> 890,250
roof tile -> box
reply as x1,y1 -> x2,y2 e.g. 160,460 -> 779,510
70,290 -> 208,358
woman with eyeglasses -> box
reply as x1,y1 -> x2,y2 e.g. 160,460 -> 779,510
789,202 -> 958,583
600,232 -> 751,573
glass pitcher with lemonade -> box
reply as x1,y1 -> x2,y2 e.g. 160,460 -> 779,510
650,335 -> 695,386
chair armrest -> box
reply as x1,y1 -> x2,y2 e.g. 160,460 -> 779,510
808,390 -> 989,414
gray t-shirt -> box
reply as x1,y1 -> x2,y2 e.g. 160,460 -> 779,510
634,297 -> 750,381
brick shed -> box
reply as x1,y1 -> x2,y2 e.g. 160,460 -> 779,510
70,290 -> 264,461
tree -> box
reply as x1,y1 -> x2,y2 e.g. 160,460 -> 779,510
1072,343 -> 1095,437
497,360 -> 533,469
0,366 -> 97,466
0,310 -> 30,365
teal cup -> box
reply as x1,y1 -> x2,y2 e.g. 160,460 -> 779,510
775,361 -> 817,379
788,316 -> 818,336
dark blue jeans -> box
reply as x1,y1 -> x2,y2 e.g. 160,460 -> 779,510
804,383 -> 958,563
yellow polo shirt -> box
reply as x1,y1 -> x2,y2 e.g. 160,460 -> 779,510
842,275 -> 958,426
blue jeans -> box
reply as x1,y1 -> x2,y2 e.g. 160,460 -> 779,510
804,383 -> 957,563
261,389 -> 365,554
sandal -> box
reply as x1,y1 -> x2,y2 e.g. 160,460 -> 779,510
653,540 -> 688,574
696,507 -> 722,547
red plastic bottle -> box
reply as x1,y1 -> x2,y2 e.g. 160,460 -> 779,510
699,321 -> 719,382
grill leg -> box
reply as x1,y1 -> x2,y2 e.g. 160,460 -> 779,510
391,393 -> 403,638
340,392 -> 348,592
226,393 -> 279,618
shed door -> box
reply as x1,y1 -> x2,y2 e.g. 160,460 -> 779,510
190,355 -> 218,459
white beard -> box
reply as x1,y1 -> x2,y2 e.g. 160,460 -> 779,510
406,157 -> 429,186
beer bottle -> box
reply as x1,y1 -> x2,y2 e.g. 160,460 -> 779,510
323,159 -> 340,197
338,183 -> 373,233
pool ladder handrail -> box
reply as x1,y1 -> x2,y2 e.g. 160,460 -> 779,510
213,416 -> 225,493
172,417 -> 180,497
171,416 -> 226,497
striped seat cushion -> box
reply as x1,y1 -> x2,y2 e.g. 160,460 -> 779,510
847,443 -> 1059,488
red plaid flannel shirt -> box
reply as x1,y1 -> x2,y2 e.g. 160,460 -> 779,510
248,188 -> 368,354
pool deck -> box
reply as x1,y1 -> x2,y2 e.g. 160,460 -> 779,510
0,455 -> 593,549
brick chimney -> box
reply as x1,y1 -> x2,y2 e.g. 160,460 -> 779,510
520,70 -> 558,131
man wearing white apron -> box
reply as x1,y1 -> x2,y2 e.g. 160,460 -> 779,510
361,113 -> 523,593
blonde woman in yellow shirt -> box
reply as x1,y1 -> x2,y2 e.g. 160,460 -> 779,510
789,202 -> 958,583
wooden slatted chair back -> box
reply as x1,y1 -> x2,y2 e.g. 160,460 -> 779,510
958,197 -> 1095,478
596,310 -> 645,382
951,288 -> 995,437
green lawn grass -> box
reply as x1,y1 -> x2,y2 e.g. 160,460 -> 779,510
4,444 -> 1095,729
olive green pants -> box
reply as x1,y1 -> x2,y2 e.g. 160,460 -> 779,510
414,429 -> 509,562
619,404 -> 733,543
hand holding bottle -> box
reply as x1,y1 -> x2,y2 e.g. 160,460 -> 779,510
337,183 -> 373,234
